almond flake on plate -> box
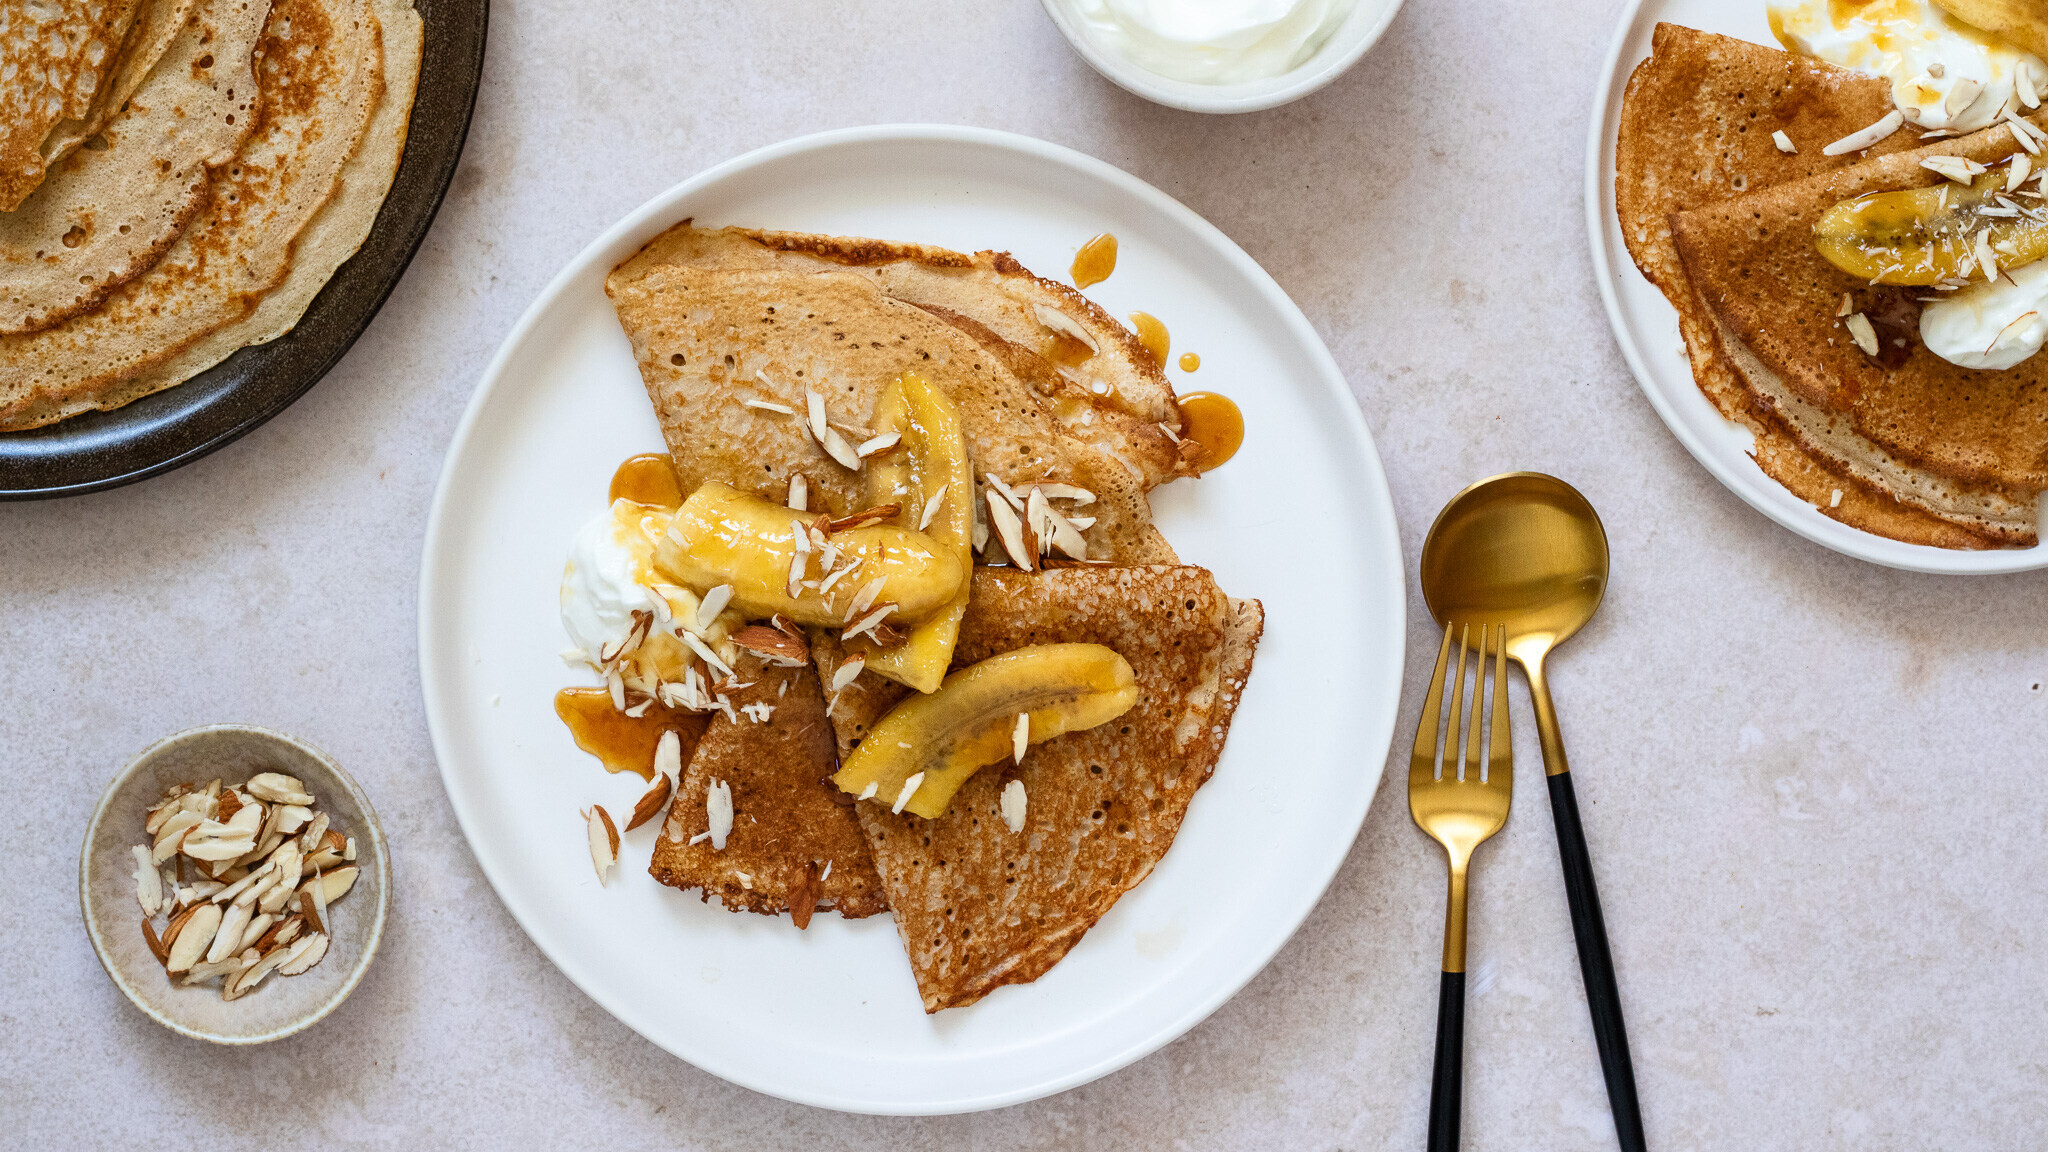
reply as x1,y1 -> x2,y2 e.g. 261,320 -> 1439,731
585,807 -> 620,884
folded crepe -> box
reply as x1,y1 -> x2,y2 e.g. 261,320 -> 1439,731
602,257 -> 1178,565
1670,121 -> 2048,543
813,566 -> 1262,1013
648,659 -> 888,920
0,0 -> 420,430
0,0 -> 264,335
0,0 -> 148,211
610,222 -> 1194,490
1616,23 -> 2041,546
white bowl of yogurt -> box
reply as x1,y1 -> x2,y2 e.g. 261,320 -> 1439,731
1042,0 -> 1407,113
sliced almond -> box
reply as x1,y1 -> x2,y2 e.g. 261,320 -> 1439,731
140,917 -> 168,965
820,426 -> 863,471
825,503 -> 901,532
626,773 -> 673,833
891,771 -> 926,816
856,431 -> 901,458
166,903 -> 222,974
585,809 -> 619,884
151,810 -> 203,863
277,932 -> 329,977
1033,482 -> 1095,505
309,865 -> 359,906
789,861 -> 822,931
918,484 -> 947,531
787,472 -> 810,511
222,945 -> 289,1001
1012,712 -> 1030,765
254,915 -> 303,954
842,603 -> 897,642
1824,109 -> 1904,156
831,654 -> 865,693
207,902 -> 253,965
1032,303 -> 1099,352
275,804 -> 312,835
133,845 -> 163,916
985,488 -> 1036,570
730,624 -> 809,666
235,912 -> 275,955
1001,779 -> 1028,833
706,779 -> 733,850
299,890 -> 326,937
244,773 -> 314,806
342,836 -> 356,863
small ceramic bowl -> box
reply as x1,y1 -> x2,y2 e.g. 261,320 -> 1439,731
79,724 -> 390,1044
1039,0 -> 1408,114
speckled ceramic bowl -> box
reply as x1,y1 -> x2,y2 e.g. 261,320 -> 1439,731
80,725 -> 389,1044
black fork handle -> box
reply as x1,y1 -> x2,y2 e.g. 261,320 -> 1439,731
1548,770 -> 1647,1152
1427,969 -> 1464,1152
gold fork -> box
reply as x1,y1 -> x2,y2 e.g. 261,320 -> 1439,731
1408,621 -> 1512,1152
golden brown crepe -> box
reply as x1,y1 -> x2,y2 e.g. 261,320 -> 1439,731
0,0 -> 265,335
602,258 -> 1178,565
0,0 -> 402,429
1617,22 -> 2041,547
1670,124 -> 2048,543
0,0 -> 147,210
114,0 -> 420,398
618,223 -> 1194,489
813,567 -> 1262,1013
648,660 -> 888,920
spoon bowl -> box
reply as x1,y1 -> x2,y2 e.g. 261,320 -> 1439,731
1419,472 -> 1609,657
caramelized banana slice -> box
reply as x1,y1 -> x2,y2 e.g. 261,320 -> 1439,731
850,374 -> 974,693
656,482 -> 966,627
832,643 -> 1137,819
1815,165 -> 2048,284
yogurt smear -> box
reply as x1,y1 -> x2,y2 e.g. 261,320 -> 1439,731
1064,0 -> 1355,85
1921,258 -> 2048,368
561,498 -> 671,664
1769,0 -> 2046,133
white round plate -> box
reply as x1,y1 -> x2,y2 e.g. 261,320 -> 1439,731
1587,0 -> 2048,573
420,125 -> 1405,1114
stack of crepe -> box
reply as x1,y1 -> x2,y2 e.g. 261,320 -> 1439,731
1617,23 -> 2048,547
0,0 -> 422,431
605,224 -> 1262,1012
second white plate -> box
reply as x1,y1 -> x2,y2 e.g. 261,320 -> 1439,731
1587,0 -> 2048,573
419,125 -> 1405,1113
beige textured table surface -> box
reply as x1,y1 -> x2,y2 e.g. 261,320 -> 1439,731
6,0 -> 2048,1146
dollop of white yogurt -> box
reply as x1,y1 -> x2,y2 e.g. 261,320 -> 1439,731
1063,0 -> 1355,85
1770,0 -> 2046,133
1922,258 -> 2048,368
561,498 -> 670,662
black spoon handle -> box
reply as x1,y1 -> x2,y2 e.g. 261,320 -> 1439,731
1547,770 -> 1647,1152
1427,969 -> 1464,1152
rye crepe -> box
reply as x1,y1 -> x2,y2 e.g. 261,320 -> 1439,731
0,0 -> 265,335
621,223 -> 1194,490
108,0 -> 419,402
1615,23 -> 2007,546
1670,120 -> 2048,543
816,567 -> 1262,1013
34,0 -> 202,195
648,660 -> 888,920
0,0 -> 146,210
602,259 -> 1177,565
0,0 -> 388,429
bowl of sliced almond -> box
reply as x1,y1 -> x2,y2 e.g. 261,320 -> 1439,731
79,724 -> 389,1044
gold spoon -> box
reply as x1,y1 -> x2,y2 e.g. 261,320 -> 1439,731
1419,472 -> 1645,1152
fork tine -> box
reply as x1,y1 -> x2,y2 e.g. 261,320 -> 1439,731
1464,622 -> 1487,784
1410,622 -> 1454,777
1442,624 -> 1468,780
1488,624 -> 1511,784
